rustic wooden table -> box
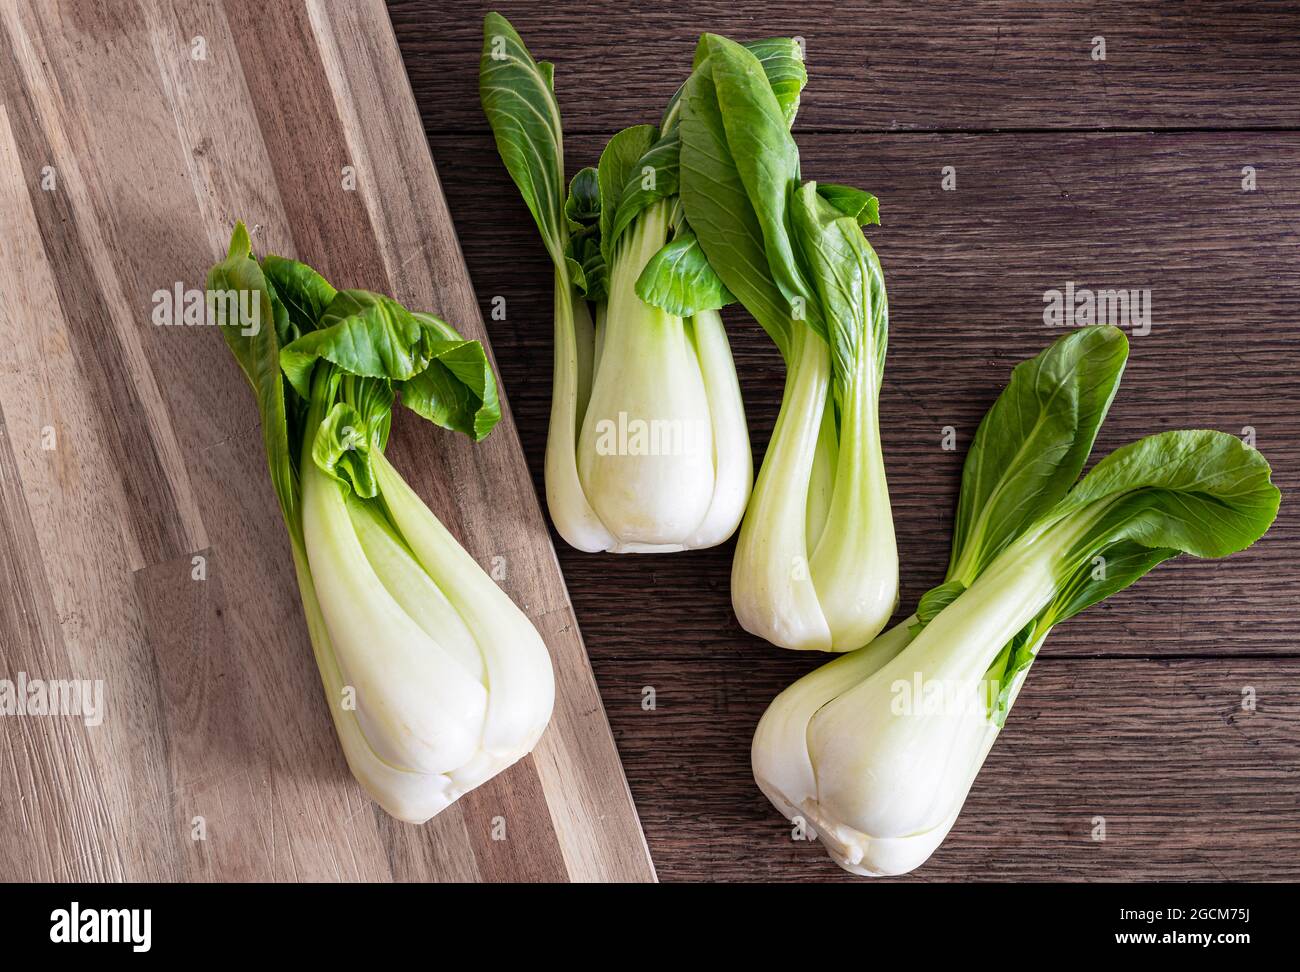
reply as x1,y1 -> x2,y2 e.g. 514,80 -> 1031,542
391,1 -> 1300,881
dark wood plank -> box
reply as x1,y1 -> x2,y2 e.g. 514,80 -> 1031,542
392,0 -> 1300,133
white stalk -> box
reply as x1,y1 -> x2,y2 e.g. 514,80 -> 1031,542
751,608 -> 990,877
801,508 -> 1105,869
577,200 -> 716,548
301,452 -> 487,777
292,546 -> 458,823
751,617 -> 915,824
681,308 -> 752,549
347,493 -> 483,683
811,638 -> 1040,877
813,725 -> 1000,876
808,329 -> 898,651
544,271 -> 616,552
372,451 -> 554,792
731,324 -> 834,651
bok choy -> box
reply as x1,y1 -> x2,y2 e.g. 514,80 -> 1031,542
480,13 -> 805,552
207,223 -> 554,824
752,325 -> 1280,876
679,34 -> 896,650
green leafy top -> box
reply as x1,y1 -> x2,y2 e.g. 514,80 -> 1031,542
626,36 -> 806,318
597,124 -> 658,275
593,35 -> 807,318
914,326 -> 1129,631
902,329 -> 1278,727
679,34 -> 885,400
479,12 -> 569,273
1047,428 -> 1280,562
563,167 -> 605,300
277,292 -> 498,443
815,184 -> 881,227
686,35 -> 810,337
736,38 -> 807,127
207,223 -> 500,542
790,181 -> 888,403
481,13 -> 809,318
678,49 -> 798,351
946,325 -> 1130,584
981,427 -> 1280,724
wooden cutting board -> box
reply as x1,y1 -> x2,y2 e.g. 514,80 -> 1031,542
0,0 -> 654,882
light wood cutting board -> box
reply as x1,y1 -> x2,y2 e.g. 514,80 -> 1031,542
0,0 -> 654,882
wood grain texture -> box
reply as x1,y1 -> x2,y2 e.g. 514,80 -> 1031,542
0,0 -> 653,882
392,2 -> 1300,880
393,0 -> 1300,132
599,657 -> 1300,881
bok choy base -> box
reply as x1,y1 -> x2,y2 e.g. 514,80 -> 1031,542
679,35 -> 897,651
752,326 -> 1280,876
207,223 -> 554,824
480,13 -> 808,553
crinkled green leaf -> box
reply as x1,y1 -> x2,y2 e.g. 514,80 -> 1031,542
597,124 -> 656,270
566,231 -> 607,301
398,313 -> 502,441
480,11 -> 568,269
343,374 -> 395,452
280,290 -> 430,400
948,326 -> 1129,584
261,254 -> 337,335
312,401 -> 378,498
816,184 -> 880,226
635,222 -> 735,316
565,166 -> 601,228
